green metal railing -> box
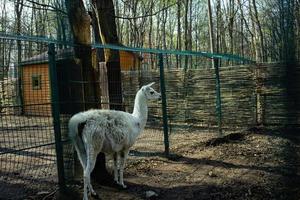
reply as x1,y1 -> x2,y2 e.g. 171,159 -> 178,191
159,54 -> 170,157
48,43 -> 66,190
0,32 -> 255,63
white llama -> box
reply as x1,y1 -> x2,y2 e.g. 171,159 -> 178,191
68,82 -> 161,200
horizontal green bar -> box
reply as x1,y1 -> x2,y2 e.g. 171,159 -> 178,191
0,142 -> 56,155
0,139 -> 70,156
0,32 -> 255,63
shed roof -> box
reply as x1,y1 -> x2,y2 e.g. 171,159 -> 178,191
20,47 -> 142,66
20,48 -> 75,66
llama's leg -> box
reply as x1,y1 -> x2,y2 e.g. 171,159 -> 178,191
119,150 -> 129,189
113,152 -> 120,183
83,146 -> 98,200
82,161 -> 89,200
74,144 -> 87,169
72,128 -> 88,169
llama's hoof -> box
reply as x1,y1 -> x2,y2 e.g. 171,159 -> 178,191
91,192 -> 101,199
114,182 -> 127,190
119,183 -> 127,190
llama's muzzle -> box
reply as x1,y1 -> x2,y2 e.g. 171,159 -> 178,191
158,93 -> 162,100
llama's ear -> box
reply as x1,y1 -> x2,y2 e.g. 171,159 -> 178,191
146,82 -> 155,87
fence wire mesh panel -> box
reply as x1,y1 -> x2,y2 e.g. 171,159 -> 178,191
0,38 -> 57,199
155,55 -> 256,154
57,47 -> 166,182
121,68 -> 163,155
1,33 -> 300,199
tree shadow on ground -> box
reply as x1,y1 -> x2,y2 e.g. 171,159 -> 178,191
203,126 -> 300,147
60,180 -> 294,200
120,180 -> 295,200
60,127 -> 300,200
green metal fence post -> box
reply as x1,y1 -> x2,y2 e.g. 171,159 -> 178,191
48,43 -> 66,191
214,58 -> 223,136
159,54 -> 170,157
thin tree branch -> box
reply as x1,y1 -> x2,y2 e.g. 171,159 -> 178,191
115,2 -> 176,20
25,0 -> 62,11
11,0 -> 67,14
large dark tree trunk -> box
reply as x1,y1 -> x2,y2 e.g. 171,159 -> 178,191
65,0 -> 113,185
65,0 -> 99,110
91,0 -> 123,184
92,0 -> 123,111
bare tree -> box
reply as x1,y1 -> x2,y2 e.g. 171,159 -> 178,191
176,0 -> 182,68
15,0 -> 24,114
207,0 -> 222,136
184,0 -> 189,69
15,0 -> 23,64
252,0 -> 265,62
207,0 -> 216,66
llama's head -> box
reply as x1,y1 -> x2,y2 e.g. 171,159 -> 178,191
142,82 -> 161,100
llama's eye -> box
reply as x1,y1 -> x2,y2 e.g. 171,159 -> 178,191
150,91 -> 154,95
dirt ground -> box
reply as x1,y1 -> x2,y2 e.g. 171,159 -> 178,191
0,115 -> 58,200
1,116 -> 300,200
53,127 -> 300,200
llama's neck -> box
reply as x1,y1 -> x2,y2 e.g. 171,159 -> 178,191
132,89 -> 148,129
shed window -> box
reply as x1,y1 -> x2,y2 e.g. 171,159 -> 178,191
32,75 -> 41,90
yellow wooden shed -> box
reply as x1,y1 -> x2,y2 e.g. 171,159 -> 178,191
20,48 -> 142,116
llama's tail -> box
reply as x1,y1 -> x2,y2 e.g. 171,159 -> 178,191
68,113 -> 87,168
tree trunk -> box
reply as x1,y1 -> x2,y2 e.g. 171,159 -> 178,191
189,0 -> 193,68
92,0 -> 123,110
91,0 -> 123,184
65,0 -> 98,109
15,0 -> 23,71
216,0 -> 223,57
296,0 -> 300,60
149,1 -> 154,69
162,0 -> 168,66
65,0 -> 109,185
252,0 -> 265,62
184,0 -> 189,70
156,5 -> 161,49
176,0 -> 182,68
238,0 -> 244,57
15,0 -> 24,115
249,0 -> 259,61
207,0 -> 216,67
208,0 -> 222,137
228,0 -> 234,56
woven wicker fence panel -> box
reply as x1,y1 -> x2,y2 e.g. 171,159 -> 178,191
220,65 -> 256,127
258,63 -> 300,126
184,69 -> 217,126
164,70 -> 189,125
121,70 -> 161,125
121,63 -> 300,129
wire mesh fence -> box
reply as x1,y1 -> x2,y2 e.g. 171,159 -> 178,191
0,34 -> 300,199
0,39 -> 57,199
58,46 -> 167,182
